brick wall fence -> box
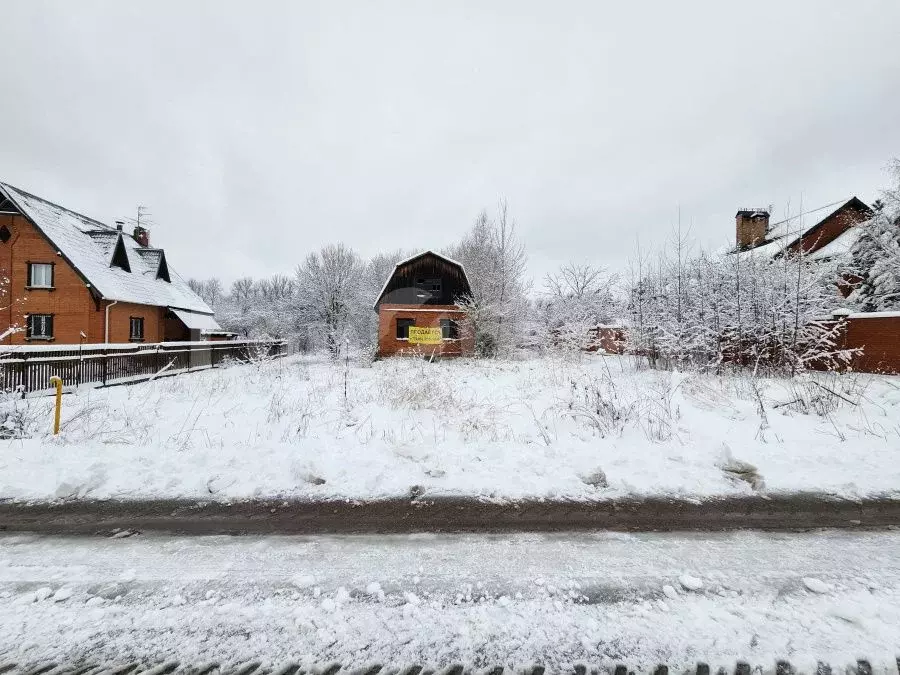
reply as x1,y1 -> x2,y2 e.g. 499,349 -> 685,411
586,326 -> 627,353
585,317 -> 899,376
814,312 -> 900,375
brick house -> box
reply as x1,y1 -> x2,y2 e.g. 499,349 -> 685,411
733,196 -> 872,259
732,196 -> 873,295
373,251 -> 475,358
0,181 -> 226,345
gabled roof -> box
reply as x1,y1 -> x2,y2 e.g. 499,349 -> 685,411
0,181 -> 212,314
373,250 -> 469,308
733,196 -> 871,260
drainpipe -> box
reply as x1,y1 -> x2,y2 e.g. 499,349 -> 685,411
105,300 -> 119,343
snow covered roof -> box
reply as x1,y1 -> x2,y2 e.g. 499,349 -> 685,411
732,197 -> 870,262
807,226 -> 862,262
169,308 -> 227,334
0,182 -> 212,314
764,199 -> 850,243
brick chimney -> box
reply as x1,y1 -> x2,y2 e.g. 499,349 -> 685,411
133,225 -> 149,247
735,209 -> 769,249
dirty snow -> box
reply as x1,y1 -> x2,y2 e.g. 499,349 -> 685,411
1,355 -> 899,502
1,530 -> 899,670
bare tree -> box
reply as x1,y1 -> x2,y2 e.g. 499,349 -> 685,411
295,243 -> 365,358
449,200 -> 530,356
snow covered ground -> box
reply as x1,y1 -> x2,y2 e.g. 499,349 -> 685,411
1,354 -> 899,502
1,530 -> 899,670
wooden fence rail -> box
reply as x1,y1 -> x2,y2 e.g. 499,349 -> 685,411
0,339 -> 288,395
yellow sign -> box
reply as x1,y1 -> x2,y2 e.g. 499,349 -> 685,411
408,326 -> 442,345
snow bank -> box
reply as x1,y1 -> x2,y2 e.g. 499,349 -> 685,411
1,354 -> 899,502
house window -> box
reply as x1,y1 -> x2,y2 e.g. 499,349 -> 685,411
416,278 -> 442,293
28,263 -> 54,288
26,314 -> 53,340
396,318 -> 415,340
440,318 -> 459,340
130,317 -> 145,341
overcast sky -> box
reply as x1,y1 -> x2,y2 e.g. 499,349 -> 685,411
1,0 -> 899,287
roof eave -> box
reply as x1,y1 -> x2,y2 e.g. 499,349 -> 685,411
0,183 -> 103,298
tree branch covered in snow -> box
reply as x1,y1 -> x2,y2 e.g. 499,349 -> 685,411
847,159 -> 900,311
625,227 -> 849,374
533,262 -> 622,352
447,200 -> 530,356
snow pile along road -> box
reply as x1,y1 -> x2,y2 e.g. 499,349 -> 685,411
1,355 -> 899,502
1,530 -> 899,670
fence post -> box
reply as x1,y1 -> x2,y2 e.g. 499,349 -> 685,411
101,348 -> 108,386
20,352 -> 27,398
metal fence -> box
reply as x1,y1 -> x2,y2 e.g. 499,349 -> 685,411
0,339 -> 288,394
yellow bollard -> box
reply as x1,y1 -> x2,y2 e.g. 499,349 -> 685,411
49,376 -> 62,435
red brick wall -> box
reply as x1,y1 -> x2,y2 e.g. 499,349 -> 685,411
586,327 -> 626,353
377,304 -> 474,358
838,315 -> 900,374
0,212 -> 166,345
105,302 -> 165,344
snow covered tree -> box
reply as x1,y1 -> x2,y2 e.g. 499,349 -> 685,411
847,160 -> 900,311
623,229 -> 847,374
448,200 -> 530,356
187,277 -> 224,310
294,243 -> 366,359
537,262 -> 621,351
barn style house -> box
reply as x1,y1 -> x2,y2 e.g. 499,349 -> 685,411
0,181 -> 225,345
373,251 -> 474,358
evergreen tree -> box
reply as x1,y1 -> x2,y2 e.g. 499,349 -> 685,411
848,161 -> 900,311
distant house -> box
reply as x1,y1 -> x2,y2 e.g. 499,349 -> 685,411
0,181 -> 228,345
373,250 -> 474,357
732,197 -> 873,296
733,196 -> 872,260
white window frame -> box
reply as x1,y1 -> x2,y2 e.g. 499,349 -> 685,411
29,263 -> 53,288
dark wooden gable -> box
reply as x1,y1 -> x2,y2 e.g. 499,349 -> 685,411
375,251 -> 472,307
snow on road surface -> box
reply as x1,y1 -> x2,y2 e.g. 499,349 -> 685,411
2,356 -> 900,503
1,530 -> 899,671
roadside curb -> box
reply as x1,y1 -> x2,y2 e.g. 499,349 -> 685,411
2,494 -> 900,535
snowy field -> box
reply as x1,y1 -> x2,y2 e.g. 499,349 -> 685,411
1,354 -> 899,502
1,530 -> 899,670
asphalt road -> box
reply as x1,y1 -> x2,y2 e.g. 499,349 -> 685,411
2,495 -> 900,535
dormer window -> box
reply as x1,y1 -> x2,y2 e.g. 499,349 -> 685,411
110,234 -> 131,272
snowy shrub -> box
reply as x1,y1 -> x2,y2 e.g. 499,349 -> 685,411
565,375 -> 634,438
782,372 -> 869,417
562,368 -> 677,442
0,399 -> 31,439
